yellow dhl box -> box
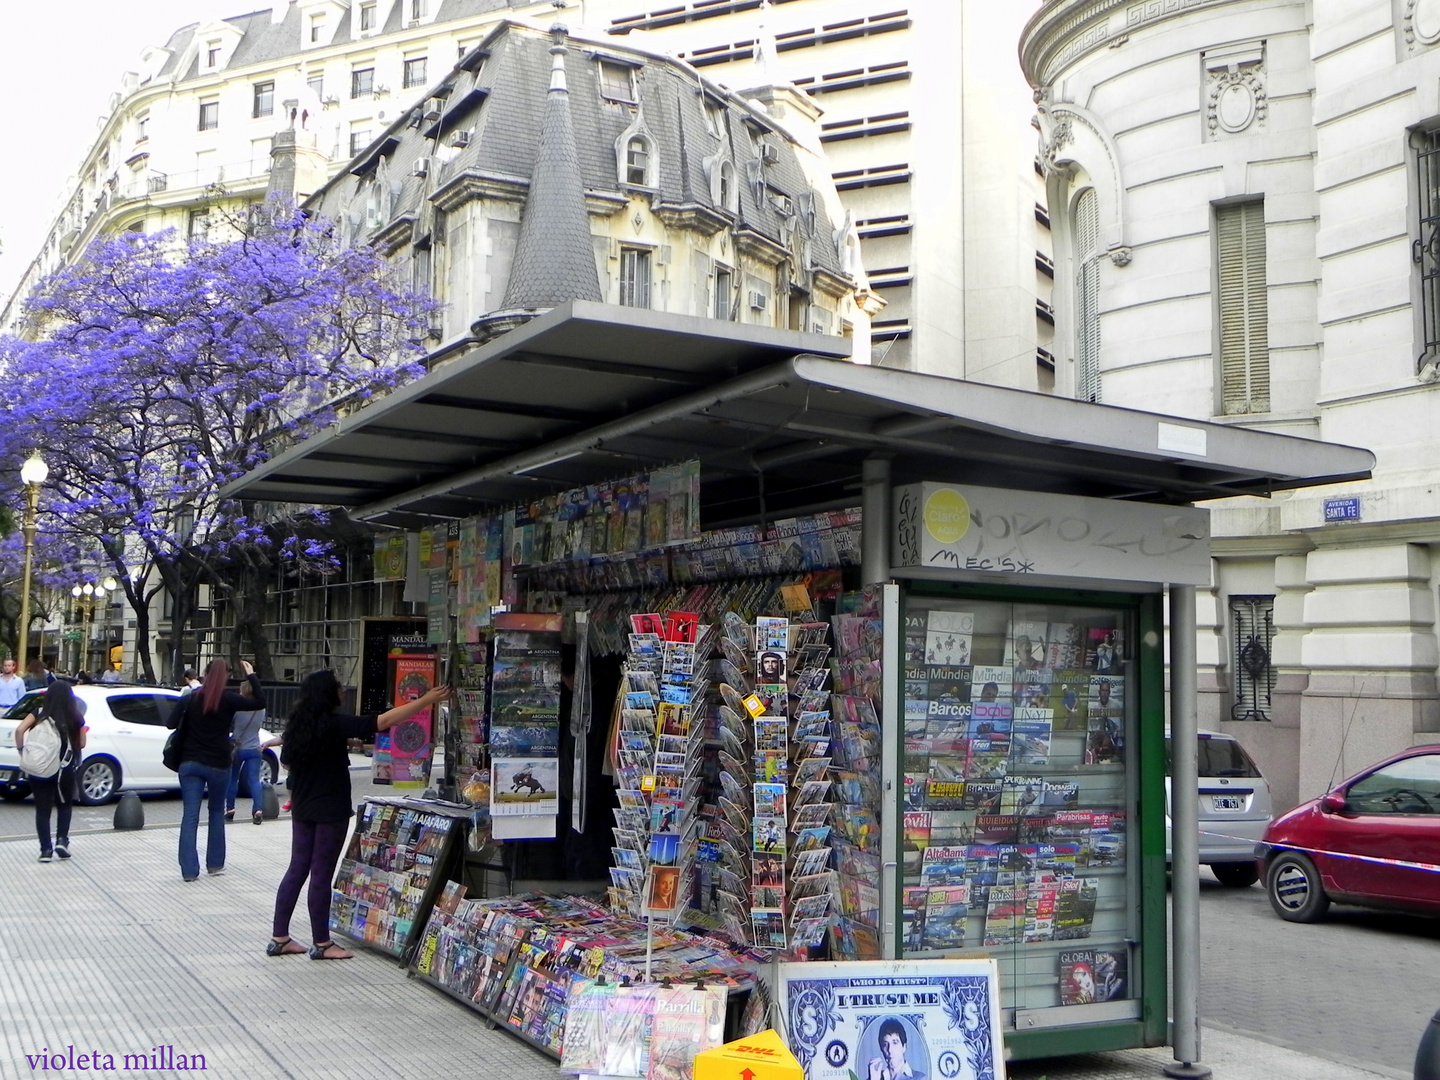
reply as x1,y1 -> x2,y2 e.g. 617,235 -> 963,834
694,1029 -> 802,1080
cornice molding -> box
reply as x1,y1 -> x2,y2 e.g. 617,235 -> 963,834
1020,0 -> 1242,87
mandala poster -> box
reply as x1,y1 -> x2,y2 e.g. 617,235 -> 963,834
777,959 -> 1004,1080
389,654 -> 436,788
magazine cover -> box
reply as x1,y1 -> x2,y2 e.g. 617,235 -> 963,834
778,959 -> 1005,1080
924,609 -> 973,665
921,885 -> 970,950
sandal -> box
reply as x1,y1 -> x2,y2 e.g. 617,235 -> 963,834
253,811 -> 264,825
266,937 -> 306,957
308,941 -> 354,960
224,810 -> 235,822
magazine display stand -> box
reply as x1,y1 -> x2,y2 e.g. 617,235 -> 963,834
330,797 -> 469,961
409,890 -> 758,1062
828,590 -> 885,959
898,596 -> 1132,1012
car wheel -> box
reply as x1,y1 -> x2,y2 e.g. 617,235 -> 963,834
1211,862 -> 1260,888
1266,850 -> 1330,922
77,757 -> 121,805
1,783 -> 32,801
259,752 -> 279,787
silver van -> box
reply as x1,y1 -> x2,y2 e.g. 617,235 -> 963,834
1165,730 -> 1275,887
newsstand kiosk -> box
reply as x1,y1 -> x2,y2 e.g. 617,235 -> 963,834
220,303 -> 1376,1073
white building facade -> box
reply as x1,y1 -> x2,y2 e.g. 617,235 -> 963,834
1021,0 -> 1440,809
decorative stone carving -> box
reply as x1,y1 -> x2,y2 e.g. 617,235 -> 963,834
1203,43 -> 1265,140
1405,0 -> 1440,50
1034,87 -> 1075,179
1107,245 -> 1132,267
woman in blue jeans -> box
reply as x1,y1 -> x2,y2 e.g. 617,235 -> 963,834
268,669 -> 450,959
225,677 -> 268,825
168,659 -> 265,881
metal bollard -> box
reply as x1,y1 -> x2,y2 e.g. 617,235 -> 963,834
113,791 -> 144,830
261,783 -> 281,820
1417,1008 -> 1440,1080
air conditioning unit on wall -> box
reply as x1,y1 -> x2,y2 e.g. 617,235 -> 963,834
748,290 -> 768,310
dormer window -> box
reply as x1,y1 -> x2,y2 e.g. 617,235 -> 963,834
360,2 -> 376,31
599,61 -> 636,105
625,138 -> 650,186
410,0 -> 428,19
310,13 -> 326,43
719,161 -> 737,213
206,40 -> 222,68
704,100 -> 724,137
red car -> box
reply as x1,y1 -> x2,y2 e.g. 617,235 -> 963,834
1259,744 -> 1440,922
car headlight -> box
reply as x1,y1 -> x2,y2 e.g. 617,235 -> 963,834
1253,842 -> 1269,859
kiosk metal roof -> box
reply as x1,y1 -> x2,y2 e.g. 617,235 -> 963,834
222,301 -> 1375,529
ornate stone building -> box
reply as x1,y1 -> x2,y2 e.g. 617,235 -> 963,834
1022,0 -> 1440,807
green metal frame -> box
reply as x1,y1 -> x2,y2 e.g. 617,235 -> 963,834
893,582 -> 1168,1059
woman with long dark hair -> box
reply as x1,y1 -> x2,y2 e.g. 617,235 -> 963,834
268,668 -> 450,959
169,658 -> 265,881
14,681 -> 85,862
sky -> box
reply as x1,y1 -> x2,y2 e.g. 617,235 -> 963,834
0,0 -> 241,302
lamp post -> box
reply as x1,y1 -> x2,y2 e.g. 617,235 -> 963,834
101,575 -> 118,674
17,453 -> 47,671
71,580 -> 108,675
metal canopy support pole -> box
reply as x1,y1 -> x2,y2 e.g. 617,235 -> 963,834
861,455 -> 891,585
1165,583 -> 1211,1079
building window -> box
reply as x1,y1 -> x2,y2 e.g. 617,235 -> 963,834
599,61 -> 636,104
403,56 -> 428,88
410,0 -> 428,19
619,247 -> 651,308
1418,132 -> 1440,371
704,100 -> 724,137
307,73 -> 324,99
253,81 -> 275,118
1217,200 -> 1270,414
714,267 -> 733,319
136,114 -> 149,142
206,41 -> 222,67
198,100 -> 219,131
624,137 -> 650,186
188,209 -> 210,240
1230,595 -> 1276,721
1073,188 -> 1101,403
350,128 -> 372,156
360,2 -> 376,30
310,14 -> 326,42
718,161 -> 736,212
351,67 -> 375,98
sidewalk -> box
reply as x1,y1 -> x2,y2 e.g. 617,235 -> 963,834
0,807 -> 1405,1080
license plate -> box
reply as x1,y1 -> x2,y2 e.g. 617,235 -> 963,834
1211,795 -> 1243,811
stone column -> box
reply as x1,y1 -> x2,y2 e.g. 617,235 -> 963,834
1298,542 -> 1440,800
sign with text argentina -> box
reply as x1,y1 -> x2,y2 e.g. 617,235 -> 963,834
893,482 -> 1210,587
776,959 -> 1005,1080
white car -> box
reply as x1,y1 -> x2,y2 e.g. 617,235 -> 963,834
1165,729 -> 1275,887
0,685 -> 278,805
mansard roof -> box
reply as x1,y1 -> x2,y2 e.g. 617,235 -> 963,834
302,18 -> 849,281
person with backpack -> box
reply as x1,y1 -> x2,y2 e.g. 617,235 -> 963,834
14,681 -> 86,862
168,658 -> 265,882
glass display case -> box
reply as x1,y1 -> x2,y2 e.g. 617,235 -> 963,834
894,586 -> 1164,1054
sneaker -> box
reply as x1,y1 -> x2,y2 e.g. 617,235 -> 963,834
54,843 -> 71,860
38,852 -> 52,863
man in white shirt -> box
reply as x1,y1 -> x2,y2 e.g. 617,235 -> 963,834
0,659 -> 26,709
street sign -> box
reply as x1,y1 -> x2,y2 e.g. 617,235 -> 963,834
1323,496 -> 1361,523
694,1029 -> 802,1080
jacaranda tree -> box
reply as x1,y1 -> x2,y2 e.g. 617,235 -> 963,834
0,199 -> 439,680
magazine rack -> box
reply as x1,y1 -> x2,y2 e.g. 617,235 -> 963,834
330,796 -> 470,963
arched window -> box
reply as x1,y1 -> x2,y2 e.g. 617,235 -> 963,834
719,160 -> 737,212
625,137 -> 650,186
1073,189 -> 1101,403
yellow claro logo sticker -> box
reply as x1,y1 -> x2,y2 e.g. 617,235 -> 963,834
924,488 -> 970,544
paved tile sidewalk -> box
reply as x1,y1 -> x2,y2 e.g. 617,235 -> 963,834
0,813 -> 1405,1080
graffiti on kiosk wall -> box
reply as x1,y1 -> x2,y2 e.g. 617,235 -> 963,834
892,483 -> 1211,586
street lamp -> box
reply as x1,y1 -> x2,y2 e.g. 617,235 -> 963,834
70,580 -> 107,675
16,452 -> 47,672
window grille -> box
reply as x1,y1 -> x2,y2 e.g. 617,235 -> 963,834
1218,200 -> 1269,413
253,81 -> 275,118
404,57 -> 428,88
198,101 -> 219,132
1230,595 -> 1276,721
1416,130 -> 1440,370
1074,189 -> 1101,402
